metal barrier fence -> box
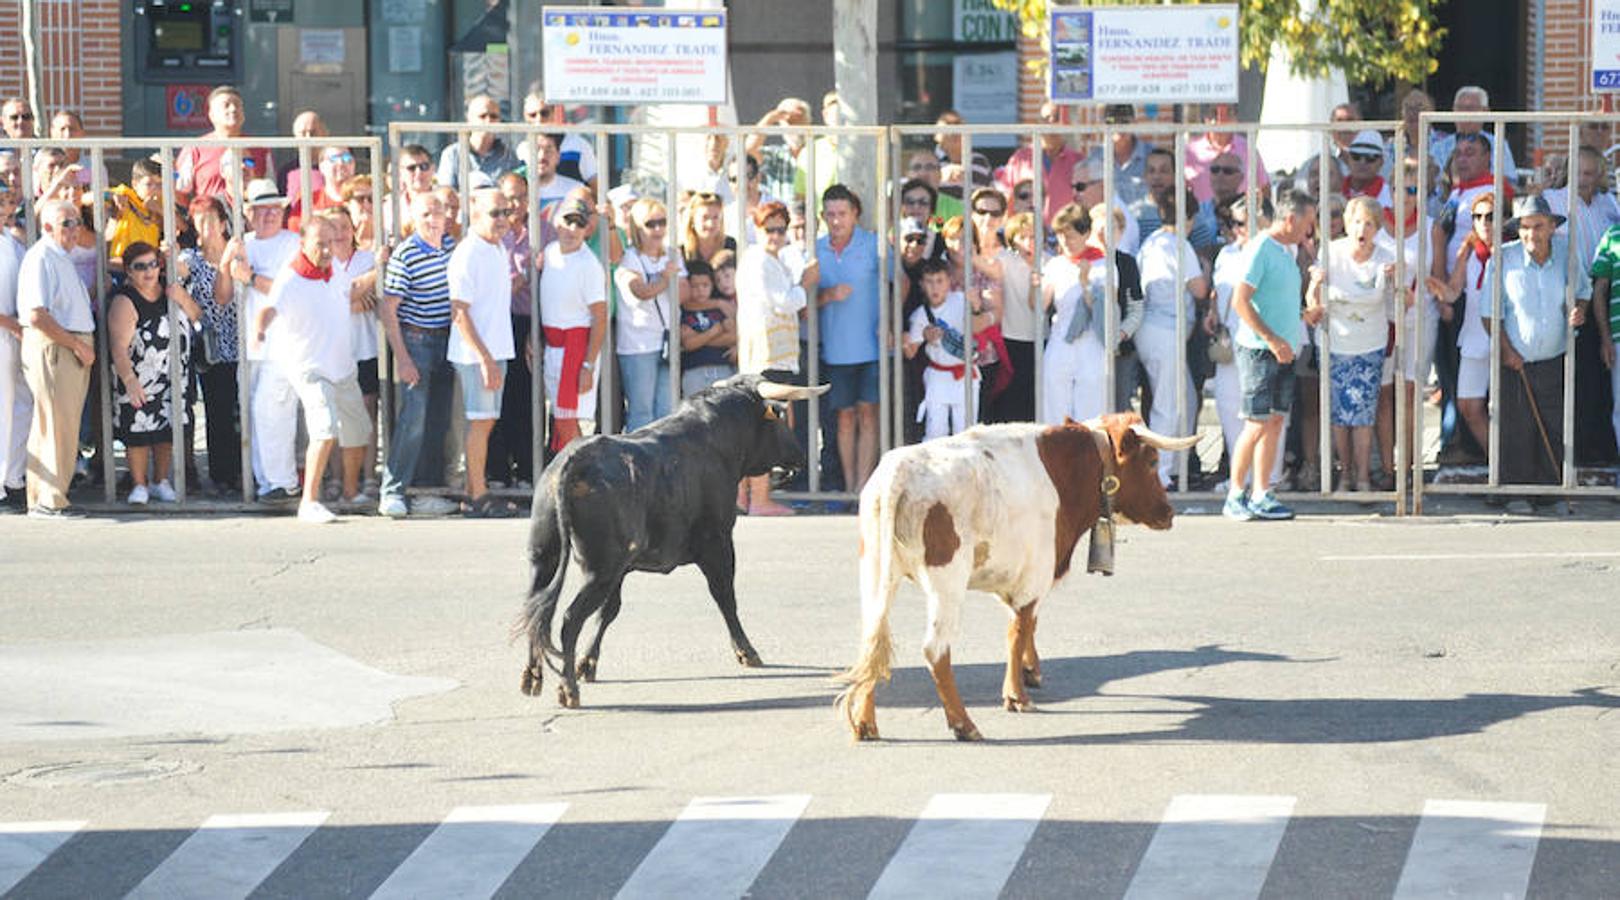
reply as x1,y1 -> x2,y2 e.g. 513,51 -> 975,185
0,136 -> 383,508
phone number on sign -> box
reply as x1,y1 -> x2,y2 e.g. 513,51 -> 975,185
1095,82 -> 1233,98
566,84 -> 710,101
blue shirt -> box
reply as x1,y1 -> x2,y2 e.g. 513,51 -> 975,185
383,234 -> 456,329
1235,235 -> 1302,351
1484,237 -> 1591,363
816,227 -> 881,365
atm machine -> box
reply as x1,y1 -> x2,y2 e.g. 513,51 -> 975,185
132,0 -> 243,84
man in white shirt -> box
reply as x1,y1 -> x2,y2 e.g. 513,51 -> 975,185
252,218 -> 370,524
0,185 -> 29,512
448,187 -> 517,515
17,200 -> 94,516
538,195 -> 608,451
228,179 -> 302,502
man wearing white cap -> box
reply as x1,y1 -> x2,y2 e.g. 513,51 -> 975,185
227,178 -> 302,502
539,194 -> 607,452
1342,130 -> 1392,208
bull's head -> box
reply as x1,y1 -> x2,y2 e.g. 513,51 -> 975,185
1087,413 -> 1199,530
739,377 -> 830,477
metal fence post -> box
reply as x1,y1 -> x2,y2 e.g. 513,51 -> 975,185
159,144 -> 186,502
90,146 -> 115,503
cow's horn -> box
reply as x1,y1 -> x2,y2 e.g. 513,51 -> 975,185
1129,422 -> 1200,451
757,382 -> 831,402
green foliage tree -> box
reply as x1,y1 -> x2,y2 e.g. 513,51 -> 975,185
991,0 -> 1447,87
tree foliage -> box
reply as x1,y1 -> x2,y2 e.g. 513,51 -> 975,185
991,0 -> 1448,87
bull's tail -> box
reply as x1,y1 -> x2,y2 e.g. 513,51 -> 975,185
834,471 -> 900,731
512,471 -> 573,678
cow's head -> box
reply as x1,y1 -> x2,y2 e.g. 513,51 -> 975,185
1089,412 -> 1199,530
709,374 -> 829,477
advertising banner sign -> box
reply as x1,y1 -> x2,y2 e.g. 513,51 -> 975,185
1049,5 -> 1239,105
543,7 -> 728,105
1595,0 -> 1620,91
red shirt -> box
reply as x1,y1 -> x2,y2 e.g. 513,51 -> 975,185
175,143 -> 275,201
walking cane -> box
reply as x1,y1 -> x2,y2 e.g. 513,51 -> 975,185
1516,365 -> 1562,478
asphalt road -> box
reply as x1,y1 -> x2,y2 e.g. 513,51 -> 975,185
1,506 -> 1617,898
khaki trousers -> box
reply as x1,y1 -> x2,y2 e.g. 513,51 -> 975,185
20,328 -> 92,510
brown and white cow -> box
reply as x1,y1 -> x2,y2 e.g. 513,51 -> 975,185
834,412 -> 1197,742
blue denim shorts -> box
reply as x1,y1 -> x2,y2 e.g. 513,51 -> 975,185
824,361 -> 879,411
455,361 -> 507,420
1236,345 -> 1295,419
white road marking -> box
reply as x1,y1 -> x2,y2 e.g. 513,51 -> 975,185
867,793 -> 1051,900
1392,800 -> 1545,900
369,803 -> 567,900
1321,551 -> 1620,562
126,811 -> 329,900
615,794 -> 810,900
0,820 -> 85,895
1122,794 -> 1295,900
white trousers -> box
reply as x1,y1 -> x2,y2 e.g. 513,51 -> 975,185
1040,334 -> 1106,425
1136,322 -> 1197,485
0,330 -> 31,493
250,360 -> 300,494
918,366 -> 979,440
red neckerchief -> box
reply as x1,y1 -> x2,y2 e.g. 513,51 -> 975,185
1470,237 -> 1492,289
1383,207 -> 1420,234
1454,172 -> 1513,203
1070,246 -> 1105,263
1347,176 -> 1385,200
291,250 -> 331,282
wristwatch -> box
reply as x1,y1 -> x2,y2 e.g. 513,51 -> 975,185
581,361 -> 595,371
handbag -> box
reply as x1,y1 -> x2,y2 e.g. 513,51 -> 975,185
1186,327 -> 1216,382
1207,323 -> 1234,364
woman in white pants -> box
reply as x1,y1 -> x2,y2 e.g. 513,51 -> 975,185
1042,202 -> 1143,424
1135,189 -> 1209,486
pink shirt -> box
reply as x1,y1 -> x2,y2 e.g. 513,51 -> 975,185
995,145 -> 1084,226
1183,133 -> 1269,204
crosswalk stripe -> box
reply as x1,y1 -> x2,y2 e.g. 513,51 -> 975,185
1392,799 -> 1546,900
369,803 -> 568,900
1122,794 -> 1295,900
867,793 -> 1051,900
125,811 -> 329,900
615,794 -> 810,900
0,820 -> 86,896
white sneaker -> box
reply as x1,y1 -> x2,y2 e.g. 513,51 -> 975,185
152,480 -> 177,502
409,494 -> 460,517
128,484 -> 150,506
297,500 -> 337,524
341,490 -> 373,512
378,494 -> 408,518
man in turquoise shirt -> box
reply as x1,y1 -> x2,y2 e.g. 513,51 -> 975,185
1226,190 -> 1316,521
1484,194 -> 1590,496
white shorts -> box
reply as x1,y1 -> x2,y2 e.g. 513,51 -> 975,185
291,370 -> 371,448
543,345 -> 599,420
1456,354 -> 1490,399
1381,317 -> 1437,388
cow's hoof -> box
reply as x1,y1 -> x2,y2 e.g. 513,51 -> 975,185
951,723 -> 983,742
853,720 -> 880,742
737,649 -> 764,668
1022,667 -> 1043,689
556,684 -> 580,709
520,665 -> 543,697
578,657 -> 598,682
1003,695 -> 1035,713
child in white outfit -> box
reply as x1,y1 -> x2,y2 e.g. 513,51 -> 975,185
905,259 -> 981,440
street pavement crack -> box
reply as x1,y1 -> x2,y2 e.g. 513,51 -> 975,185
252,553 -> 325,585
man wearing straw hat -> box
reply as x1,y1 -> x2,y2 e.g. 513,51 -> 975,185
1484,194 -> 1590,509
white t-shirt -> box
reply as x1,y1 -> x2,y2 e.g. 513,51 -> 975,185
1457,250 -> 1491,358
1212,242 -> 1247,334
244,230 -> 300,362
1137,228 -> 1201,330
0,232 -> 26,318
265,267 -> 355,382
908,292 -> 971,368
447,234 -> 515,365
1376,220 -> 1439,326
536,174 -> 586,209
1321,237 -> 1394,356
614,247 -> 686,355
997,249 -> 1036,342
333,248 -> 378,362
540,241 -> 606,328
1041,255 -> 1104,345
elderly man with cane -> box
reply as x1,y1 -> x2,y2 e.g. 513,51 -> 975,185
1483,195 -> 1590,514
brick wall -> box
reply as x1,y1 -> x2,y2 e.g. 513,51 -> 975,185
0,0 -> 123,135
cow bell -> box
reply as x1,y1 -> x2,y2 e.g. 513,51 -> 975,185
1087,516 -> 1115,576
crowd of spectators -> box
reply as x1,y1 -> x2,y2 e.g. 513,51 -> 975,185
0,82 -> 1614,522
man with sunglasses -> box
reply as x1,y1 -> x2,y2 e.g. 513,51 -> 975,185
436,95 -> 520,192
447,188 -> 519,516
519,91 -> 599,190
16,200 -> 93,517
1342,131 -> 1393,207
1,98 -> 35,141
994,101 -> 1084,227
288,145 -> 358,231
1185,103 -> 1268,206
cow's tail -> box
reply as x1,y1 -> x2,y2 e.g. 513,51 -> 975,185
834,471 -> 899,730
513,470 -> 572,678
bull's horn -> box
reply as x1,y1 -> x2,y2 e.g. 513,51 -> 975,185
1129,422 -> 1200,451
757,382 -> 832,402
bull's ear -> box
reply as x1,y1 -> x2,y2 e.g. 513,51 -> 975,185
1115,425 -> 1142,457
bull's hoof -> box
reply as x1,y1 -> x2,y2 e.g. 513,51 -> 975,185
578,657 -> 598,682
853,720 -> 880,742
556,683 -> 580,709
951,722 -> 984,742
1022,667 -> 1043,689
1002,695 -> 1035,713
520,665 -> 543,697
737,649 -> 764,668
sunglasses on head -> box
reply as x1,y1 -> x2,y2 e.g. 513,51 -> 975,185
561,213 -> 589,228
128,259 -> 161,272
1209,165 -> 1241,176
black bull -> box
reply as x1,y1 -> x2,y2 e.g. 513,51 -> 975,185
516,374 -> 829,708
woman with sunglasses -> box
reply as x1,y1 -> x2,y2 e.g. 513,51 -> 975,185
1425,191 -> 1497,463
680,191 -> 736,271
1372,156 -> 1441,492
341,175 -> 377,249
109,241 -> 203,504
614,197 -> 686,429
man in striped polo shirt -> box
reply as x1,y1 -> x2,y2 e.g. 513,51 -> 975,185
378,192 -> 460,518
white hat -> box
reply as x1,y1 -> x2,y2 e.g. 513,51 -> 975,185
1348,130 -> 1385,158
244,178 -> 288,207
606,184 -> 638,209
